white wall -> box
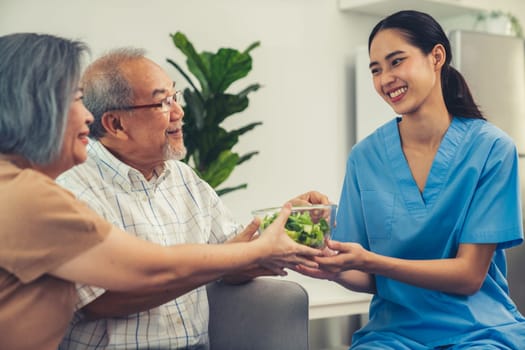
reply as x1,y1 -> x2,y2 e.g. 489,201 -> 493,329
1,0 -> 524,226
0,0 -> 378,224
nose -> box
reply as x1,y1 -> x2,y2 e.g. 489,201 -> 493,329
82,103 -> 95,125
379,70 -> 396,87
169,101 -> 184,121
374,71 -> 395,96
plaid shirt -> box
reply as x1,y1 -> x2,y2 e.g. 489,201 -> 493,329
57,140 -> 241,350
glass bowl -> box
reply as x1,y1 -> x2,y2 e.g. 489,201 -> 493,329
251,204 -> 337,248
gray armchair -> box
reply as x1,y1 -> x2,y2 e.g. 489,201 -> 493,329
207,278 -> 309,350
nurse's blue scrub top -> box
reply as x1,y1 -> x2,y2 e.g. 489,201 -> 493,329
334,117 -> 525,347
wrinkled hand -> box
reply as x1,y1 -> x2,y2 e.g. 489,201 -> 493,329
257,203 -> 322,269
289,190 -> 331,207
224,219 -> 287,280
226,220 -> 260,244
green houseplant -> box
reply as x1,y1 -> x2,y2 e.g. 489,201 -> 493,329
167,32 -> 262,196
475,10 -> 523,38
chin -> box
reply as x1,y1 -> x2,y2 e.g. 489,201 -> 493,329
163,143 -> 187,161
73,158 -> 87,167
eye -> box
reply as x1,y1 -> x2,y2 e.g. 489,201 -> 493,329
369,64 -> 381,76
164,95 -> 174,106
391,57 -> 405,66
72,88 -> 84,101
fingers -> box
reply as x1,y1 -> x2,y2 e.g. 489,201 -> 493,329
294,243 -> 323,257
321,246 -> 338,257
293,256 -> 319,268
294,264 -> 335,280
274,254 -> 320,269
289,190 -> 331,206
289,198 -> 310,207
227,223 -> 258,244
260,262 -> 292,276
326,239 -> 345,252
302,191 -> 331,205
236,219 -> 260,242
313,254 -> 345,274
270,202 -> 292,228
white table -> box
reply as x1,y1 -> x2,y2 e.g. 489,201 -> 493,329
268,270 -> 372,320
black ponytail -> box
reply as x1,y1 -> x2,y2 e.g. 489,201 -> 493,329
442,66 -> 484,119
368,10 -> 485,120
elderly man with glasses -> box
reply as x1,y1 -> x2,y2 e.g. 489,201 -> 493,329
56,48 -> 326,350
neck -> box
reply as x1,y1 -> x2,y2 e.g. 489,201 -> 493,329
32,162 -> 64,180
99,138 -> 163,180
399,110 -> 451,150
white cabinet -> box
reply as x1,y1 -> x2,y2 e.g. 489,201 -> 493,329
339,0 -> 489,19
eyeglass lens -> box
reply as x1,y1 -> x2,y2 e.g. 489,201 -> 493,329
161,91 -> 182,112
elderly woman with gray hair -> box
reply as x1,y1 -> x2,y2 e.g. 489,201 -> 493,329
0,33 -> 321,350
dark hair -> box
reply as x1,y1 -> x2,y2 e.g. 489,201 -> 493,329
368,10 -> 484,120
0,33 -> 89,164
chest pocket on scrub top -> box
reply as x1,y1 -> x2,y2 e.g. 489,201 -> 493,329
361,191 -> 394,240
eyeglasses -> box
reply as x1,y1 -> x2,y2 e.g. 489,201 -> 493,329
116,91 -> 182,113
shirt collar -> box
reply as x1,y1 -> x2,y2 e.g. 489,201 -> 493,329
87,139 -> 171,192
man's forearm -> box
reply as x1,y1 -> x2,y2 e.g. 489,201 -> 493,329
82,279 -> 210,321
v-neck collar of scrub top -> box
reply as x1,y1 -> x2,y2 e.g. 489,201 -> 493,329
383,116 -> 470,213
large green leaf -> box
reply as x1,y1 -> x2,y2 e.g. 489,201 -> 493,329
199,127 -> 239,169
209,47 -> 254,93
201,150 -> 239,188
171,32 -> 211,95
205,93 -> 249,126
182,89 -> 206,129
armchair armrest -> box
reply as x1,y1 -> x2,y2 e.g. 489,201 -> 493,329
207,277 -> 309,350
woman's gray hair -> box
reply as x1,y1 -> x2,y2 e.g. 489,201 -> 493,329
81,47 -> 147,139
0,33 -> 89,165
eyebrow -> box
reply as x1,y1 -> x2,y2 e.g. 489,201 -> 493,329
369,50 -> 405,69
152,81 -> 176,98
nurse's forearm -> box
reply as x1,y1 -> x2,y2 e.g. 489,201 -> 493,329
363,243 -> 496,295
335,270 -> 376,294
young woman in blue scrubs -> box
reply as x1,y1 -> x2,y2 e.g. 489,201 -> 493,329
298,10 -> 525,349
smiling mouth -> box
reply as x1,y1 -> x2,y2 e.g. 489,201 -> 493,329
166,128 -> 181,136
387,86 -> 407,99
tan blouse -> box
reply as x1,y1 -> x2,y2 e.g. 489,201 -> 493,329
0,155 -> 112,350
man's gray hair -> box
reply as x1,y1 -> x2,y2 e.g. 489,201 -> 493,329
81,47 -> 147,139
0,33 -> 88,164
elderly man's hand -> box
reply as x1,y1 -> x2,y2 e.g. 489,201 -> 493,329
226,219 -> 260,244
